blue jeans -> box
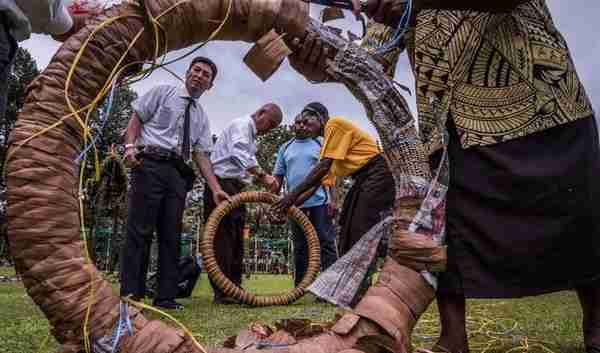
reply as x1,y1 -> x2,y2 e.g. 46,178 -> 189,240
290,204 -> 338,286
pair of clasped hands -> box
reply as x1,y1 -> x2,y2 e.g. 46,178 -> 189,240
287,0 -> 407,82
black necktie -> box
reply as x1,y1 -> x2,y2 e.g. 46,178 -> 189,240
182,97 -> 194,161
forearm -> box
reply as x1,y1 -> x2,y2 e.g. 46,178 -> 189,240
294,185 -> 321,207
288,159 -> 333,200
124,113 -> 142,145
247,165 -> 268,184
194,152 -> 222,193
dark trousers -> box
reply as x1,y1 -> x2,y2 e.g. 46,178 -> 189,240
0,14 -> 17,121
203,178 -> 245,300
290,204 -> 338,286
120,158 -> 186,301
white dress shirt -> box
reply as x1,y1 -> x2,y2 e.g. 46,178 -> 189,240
211,115 -> 259,184
132,85 -> 213,157
1,0 -> 73,41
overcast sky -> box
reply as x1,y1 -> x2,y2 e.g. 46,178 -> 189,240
21,1 -> 600,137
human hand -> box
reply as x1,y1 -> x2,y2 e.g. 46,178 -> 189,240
271,193 -> 297,217
288,33 -> 335,83
352,0 -> 409,28
213,188 -> 231,205
123,146 -> 140,168
268,178 -> 281,194
52,2 -> 102,41
261,175 -> 278,190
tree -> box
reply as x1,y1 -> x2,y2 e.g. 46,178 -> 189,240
0,48 -> 40,263
256,124 -> 295,173
0,48 -> 40,186
82,84 -> 137,266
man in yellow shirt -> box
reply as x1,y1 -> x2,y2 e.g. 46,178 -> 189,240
274,102 -> 394,301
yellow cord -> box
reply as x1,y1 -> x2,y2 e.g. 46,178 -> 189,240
125,297 -> 209,353
4,0 -> 234,350
35,333 -> 51,353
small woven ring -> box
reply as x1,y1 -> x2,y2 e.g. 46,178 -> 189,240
200,191 -> 321,306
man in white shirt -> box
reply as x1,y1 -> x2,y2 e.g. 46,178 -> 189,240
121,56 -> 228,310
0,1 -> 92,120
205,103 -> 282,304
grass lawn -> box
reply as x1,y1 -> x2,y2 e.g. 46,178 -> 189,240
0,266 -> 585,353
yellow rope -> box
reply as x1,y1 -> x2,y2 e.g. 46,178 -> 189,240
4,0 -> 233,350
76,0 -> 233,351
35,333 -> 51,353
412,304 -> 558,353
124,297 -> 209,353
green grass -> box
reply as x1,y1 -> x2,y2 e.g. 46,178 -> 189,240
0,267 -> 586,353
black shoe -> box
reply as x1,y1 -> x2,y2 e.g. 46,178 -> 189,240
213,296 -> 240,305
153,299 -> 184,310
587,345 -> 600,353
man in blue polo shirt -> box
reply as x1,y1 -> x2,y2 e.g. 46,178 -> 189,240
271,102 -> 338,287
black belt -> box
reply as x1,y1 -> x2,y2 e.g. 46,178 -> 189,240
140,145 -> 182,161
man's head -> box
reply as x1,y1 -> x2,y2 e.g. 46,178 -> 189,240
294,102 -> 329,138
185,56 -> 218,97
253,103 -> 283,136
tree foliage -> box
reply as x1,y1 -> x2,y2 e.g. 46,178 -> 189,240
256,124 -> 295,173
0,48 -> 40,262
0,48 -> 40,186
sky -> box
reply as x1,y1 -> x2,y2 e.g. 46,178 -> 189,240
21,1 -> 600,137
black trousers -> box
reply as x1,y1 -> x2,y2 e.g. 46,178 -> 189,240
120,157 -> 187,301
203,178 -> 245,299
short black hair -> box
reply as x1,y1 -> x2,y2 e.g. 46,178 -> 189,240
302,102 -> 329,125
188,56 -> 218,83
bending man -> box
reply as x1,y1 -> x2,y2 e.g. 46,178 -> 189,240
273,103 -> 395,304
206,103 -> 282,304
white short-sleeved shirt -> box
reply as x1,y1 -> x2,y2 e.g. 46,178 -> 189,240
210,115 -> 258,184
1,0 -> 73,41
132,85 -> 213,159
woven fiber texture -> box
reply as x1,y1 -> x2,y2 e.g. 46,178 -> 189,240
201,191 -> 320,306
5,0 -> 309,351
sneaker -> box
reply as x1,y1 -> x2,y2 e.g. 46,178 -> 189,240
153,299 -> 184,310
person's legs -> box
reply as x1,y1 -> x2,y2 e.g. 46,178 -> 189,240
120,160 -> 165,299
576,283 -> 600,351
153,164 -> 186,305
229,203 -> 246,288
290,217 -> 308,286
309,204 -> 338,272
434,293 -> 469,353
205,179 -> 244,303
